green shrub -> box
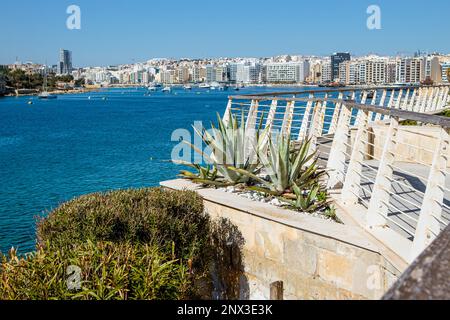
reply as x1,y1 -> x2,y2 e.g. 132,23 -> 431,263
37,188 -> 209,268
1,188 -> 214,300
0,241 -> 190,300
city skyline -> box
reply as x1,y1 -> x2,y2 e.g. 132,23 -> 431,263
1,0 -> 450,66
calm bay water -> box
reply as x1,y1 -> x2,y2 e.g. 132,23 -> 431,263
0,86 -> 317,253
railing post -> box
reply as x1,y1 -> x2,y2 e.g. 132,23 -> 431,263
341,110 -> 369,205
368,90 -> 378,122
374,90 -> 387,122
394,89 -> 403,109
245,99 -> 259,151
298,94 -> 314,141
411,128 -> 449,260
328,92 -> 344,134
310,100 -> 325,150
425,87 -> 437,112
419,88 -> 429,113
401,88 -> 410,110
433,87 -> 443,111
264,99 -> 278,132
408,88 -> 417,111
326,104 -> 352,189
281,101 -> 295,137
223,98 -> 233,124
366,116 -> 400,229
355,91 -> 368,126
440,87 -> 449,109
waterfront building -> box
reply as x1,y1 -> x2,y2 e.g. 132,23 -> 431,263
321,61 -> 332,83
425,56 -> 442,83
307,61 -> 323,83
58,49 -> 73,75
176,67 -> 190,83
338,60 -> 359,84
235,63 -> 248,84
214,66 -> 228,83
386,61 -> 397,84
160,69 -> 176,84
442,63 -> 450,82
228,64 -> 238,83
205,65 -> 215,83
265,61 -> 309,83
395,57 -> 425,84
365,59 -> 387,84
191,66 -> 203,83
331,52 -> 351,81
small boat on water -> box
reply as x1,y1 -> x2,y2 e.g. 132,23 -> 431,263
38,70 -> 57,99
199,83 -> 211,89
38,91 -> 57,99
148,86 -> 157,92
162,86 -> 171,93
183,85 -> 192,90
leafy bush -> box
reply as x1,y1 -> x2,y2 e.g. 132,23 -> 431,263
1,188 -> 213,300
37,188 -> 209,266
0,241 -> 190,300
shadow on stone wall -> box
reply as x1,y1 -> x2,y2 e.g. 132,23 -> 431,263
210,217 -> 249,300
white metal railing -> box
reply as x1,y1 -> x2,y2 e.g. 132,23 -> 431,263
226,84 -> 450,263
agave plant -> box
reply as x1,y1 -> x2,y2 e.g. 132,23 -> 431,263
282,184 -> 330,213
183,112 -> 269,185
175,161 -> 222,186
231,134 -> 322,197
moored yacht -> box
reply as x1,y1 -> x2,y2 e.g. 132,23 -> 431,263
38,71 -> 57,99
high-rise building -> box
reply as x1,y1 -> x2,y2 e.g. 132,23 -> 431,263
331,53 -> 351,81
58,49 -> 73,75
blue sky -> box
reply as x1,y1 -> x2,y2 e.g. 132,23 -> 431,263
1,0 -> 449,66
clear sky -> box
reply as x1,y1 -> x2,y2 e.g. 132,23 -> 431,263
1,0 -> 449,66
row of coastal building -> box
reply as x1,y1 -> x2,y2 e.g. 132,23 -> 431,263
77,52 -> 450,86
3,50 -> 450,88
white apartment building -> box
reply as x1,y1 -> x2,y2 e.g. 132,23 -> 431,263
321,62 -> 332,83
265,61 -> 310,83
395,57 -> 425,84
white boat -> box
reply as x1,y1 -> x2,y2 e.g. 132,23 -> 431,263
38,92 -> 57,99
162,86 -> 171,92
148,86 -> 157,91
38,71 -> 57,99
199,83 -> 211,89
210,81 -> 220,90
183,85 -> 192,90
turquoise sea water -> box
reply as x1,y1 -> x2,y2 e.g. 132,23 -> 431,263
0,86 -> 322,253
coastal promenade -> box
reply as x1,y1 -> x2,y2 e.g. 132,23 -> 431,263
226,84 -> 450,264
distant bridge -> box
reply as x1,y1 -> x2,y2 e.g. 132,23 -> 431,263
226,84 -> 450,264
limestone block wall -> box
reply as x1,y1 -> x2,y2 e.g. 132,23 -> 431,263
161,179 -> 407,300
